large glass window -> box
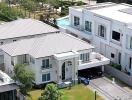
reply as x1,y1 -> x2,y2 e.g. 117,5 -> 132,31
42,59 -> 49,69
42,73 -> 50,82
80,53 -> 89,62
112,31 -> 121,42
74,16 -> 80,26
98,25 -> 106,38
85,21 -> 92,32
130,37 -> 132,49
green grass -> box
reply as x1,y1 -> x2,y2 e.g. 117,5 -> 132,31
60,84 -> 103,100
27,84 -> 103,100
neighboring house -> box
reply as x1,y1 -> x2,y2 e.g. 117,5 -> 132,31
66,2 -> 132,75
0,18 -> 59,65
0,70 -> 18,100
0,33 -> 109,85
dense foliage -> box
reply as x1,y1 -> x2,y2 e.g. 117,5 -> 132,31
13,64 -> 35,96
39,83 -> 62,100
0,3 -> 23,21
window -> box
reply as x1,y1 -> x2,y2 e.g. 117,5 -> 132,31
0,42 -> 3,45
80,53 -> 89,62
118,53 -> 121,64
42,59 -> 49,69
130,37 -> 132,49
74,16 -> 80,26
67,61 -> 72,66
13,40 -> 17,42
129,57 -> 132,69
98,25 -> 106,38
23,54 -> 27,63
30,57 -> 35,64
112,31 -> 121,42
85,21 -> 92,32
111,53 -> 115,58
42,73 -> 50,82
11,57 -> 14,66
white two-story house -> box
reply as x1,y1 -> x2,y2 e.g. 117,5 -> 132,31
0,18 -> 59,65
67,2 -> 132,75
0,33 -> 109,85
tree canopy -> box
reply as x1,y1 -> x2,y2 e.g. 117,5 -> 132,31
39,83 -> 62,100
0,3 -> 23,21
13,64 -> 35,96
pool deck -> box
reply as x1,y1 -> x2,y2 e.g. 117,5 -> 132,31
57,16 -> 69,20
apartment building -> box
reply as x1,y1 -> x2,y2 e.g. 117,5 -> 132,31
66,2 -> 132,75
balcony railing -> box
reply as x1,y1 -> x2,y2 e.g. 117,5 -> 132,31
41,64 -> 52,70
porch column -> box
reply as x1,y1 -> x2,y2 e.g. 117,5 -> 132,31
72,57 -> 79,84
57,60 -> 62,83
13,56 -> 17,66
102,65 -> 104,72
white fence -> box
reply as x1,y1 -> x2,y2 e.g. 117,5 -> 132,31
104,66 -> 132,87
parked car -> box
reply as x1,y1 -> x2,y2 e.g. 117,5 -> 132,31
78,76 -> 90,85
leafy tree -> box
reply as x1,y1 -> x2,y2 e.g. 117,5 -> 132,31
39,83 -> 62,100
13,64 -> 35,96
0,3 -> 23,21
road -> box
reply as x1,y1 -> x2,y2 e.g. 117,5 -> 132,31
89,77 -> 132,100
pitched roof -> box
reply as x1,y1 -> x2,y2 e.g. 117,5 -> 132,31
0,19 -> 59,40
1,33 -> 94,58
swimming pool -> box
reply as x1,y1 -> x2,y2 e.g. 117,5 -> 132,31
57,17 -> 70,27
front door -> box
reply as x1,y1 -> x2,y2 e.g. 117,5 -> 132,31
62,62 -> 65,80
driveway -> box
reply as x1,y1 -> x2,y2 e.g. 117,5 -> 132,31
89,77 -> 132,100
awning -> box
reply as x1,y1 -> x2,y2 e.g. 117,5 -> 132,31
0,83 -> 18,93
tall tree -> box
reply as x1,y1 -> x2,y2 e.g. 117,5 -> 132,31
39,83 -> 62,100
13,64 -> 35,96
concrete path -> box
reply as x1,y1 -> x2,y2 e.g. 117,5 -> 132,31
89,77 -> 132,100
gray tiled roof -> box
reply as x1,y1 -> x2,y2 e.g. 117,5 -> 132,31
1,33 -> 94,58
0,19 -> 59,40
0,83 -> 18,93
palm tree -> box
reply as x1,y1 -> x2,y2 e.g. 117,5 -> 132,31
39,83 -> 62,100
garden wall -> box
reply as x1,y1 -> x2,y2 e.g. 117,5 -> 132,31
104,66 -> 132,87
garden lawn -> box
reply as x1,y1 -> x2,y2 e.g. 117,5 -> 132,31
61,84 -> 103,100
27,84 -> 103,100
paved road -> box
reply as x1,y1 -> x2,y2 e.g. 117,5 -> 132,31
89,77 -> 132,100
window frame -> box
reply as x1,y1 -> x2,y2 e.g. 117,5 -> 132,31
129,57 -> 132,69
80,53 -> 89,62
42,73 -> 50,82
42,59 -> 49,69
85,21 -> 92,32
130,37 -> 132,49
98,24 -> 106,39
112,31 -> 121,42
74,16 -> 80,26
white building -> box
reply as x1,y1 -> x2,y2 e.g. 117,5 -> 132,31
0,70 -> 18,100
0,33 -> 109,85
66,2 -> 132,75
0,18 -> 59,64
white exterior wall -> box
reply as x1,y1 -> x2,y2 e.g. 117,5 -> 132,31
69,7 -> 132,75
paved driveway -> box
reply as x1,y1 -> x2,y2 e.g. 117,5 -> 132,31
89,77 -> 132,100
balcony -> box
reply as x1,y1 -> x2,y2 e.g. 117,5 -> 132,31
41,64 -> 52,72
66,25 -> 93,40
78,52 -> 110,70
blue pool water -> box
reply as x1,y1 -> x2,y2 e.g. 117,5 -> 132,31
57,17 -> 70,27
